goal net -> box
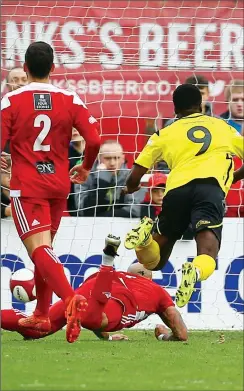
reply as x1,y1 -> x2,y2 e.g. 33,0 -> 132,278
1,0 -> 243,330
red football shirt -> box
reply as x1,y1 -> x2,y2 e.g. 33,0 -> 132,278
226,156 -> 244,217
78,271 -> 174,332
1,82 -> 100,199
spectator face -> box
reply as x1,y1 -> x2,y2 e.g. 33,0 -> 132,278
151,187 -> 165,205
7,68 -> 28,91
99,143 -> 124,171
199,87 -> 209,103
229,92 -> 244,119
71,128 -> 81,140
71,128 -> 85,147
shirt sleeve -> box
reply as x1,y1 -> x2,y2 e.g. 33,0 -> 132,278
72,94 -> 101,170
135,132 -> 164,169
1,96 -> 12,151
228,125 -> 244,159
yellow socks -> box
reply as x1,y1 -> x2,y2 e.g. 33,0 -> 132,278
135,235 -> 160,271
134,236 -> 216,278
193,254 -> 216,281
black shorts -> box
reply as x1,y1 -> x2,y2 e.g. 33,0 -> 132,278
154,178 -> 225,244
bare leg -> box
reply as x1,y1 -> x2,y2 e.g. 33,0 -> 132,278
195,230 -> 219,259
151,233 -> 176,270
23,230 -> 52,257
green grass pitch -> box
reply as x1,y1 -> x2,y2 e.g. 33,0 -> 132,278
2,330 -> 243,391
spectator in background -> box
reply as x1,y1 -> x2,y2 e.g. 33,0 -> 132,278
67,128 -> 85,215
74,140 -> 144,217
154,161 -> 170,174
69,128 -> 85,170
221,80 -> 244,217
1,155 -> 11,218
4,68 -> 28,154
140,173 -> 167,220
220,79 -> 244,135
185,75 -> 212,116
6,67 -> 28,92
164,74 -> 212,127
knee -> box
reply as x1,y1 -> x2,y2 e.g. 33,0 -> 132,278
152,256 -> 168,271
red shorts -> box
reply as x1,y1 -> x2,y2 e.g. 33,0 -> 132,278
11,197 -> 67,240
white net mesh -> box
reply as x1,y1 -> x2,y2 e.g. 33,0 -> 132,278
1,0 -> 243,329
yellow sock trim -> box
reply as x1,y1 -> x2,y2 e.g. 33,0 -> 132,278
136,239 -> 160,271
193,254 -> 216,281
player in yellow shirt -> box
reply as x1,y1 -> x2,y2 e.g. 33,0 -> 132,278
124,83 -> 244,308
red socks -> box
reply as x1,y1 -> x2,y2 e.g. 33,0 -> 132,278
91,265 -> 114,304
81,265 -> 114,329
1,309 -> 24,331
32,245 -> 74,304
1,300 -> 67,339
2,266 -> 114,337
1,309 -> 49,339
33,267 -> 53,317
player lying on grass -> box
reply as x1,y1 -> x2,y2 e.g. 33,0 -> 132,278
1,41 -> 101,343
123,83 -> 244,308
1,235 -> 187,342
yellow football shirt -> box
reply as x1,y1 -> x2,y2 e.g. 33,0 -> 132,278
135,113 -> 244,196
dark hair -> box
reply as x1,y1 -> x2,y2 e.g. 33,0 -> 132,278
25,41 -> 54,78
185,74 -> 209,90
173,84 -> 202,112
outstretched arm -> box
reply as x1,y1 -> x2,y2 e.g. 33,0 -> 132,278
125,164 -> 148,194
156,306 -> 188,341
125,132 -> 164,194
1,97 -> 12,169
1,97 -> 11,153
70,95 -> 101,184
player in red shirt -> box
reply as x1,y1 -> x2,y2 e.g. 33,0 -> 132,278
1,42 -> 101,343
1,236 -> 187,342
225,156 -> 244,217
